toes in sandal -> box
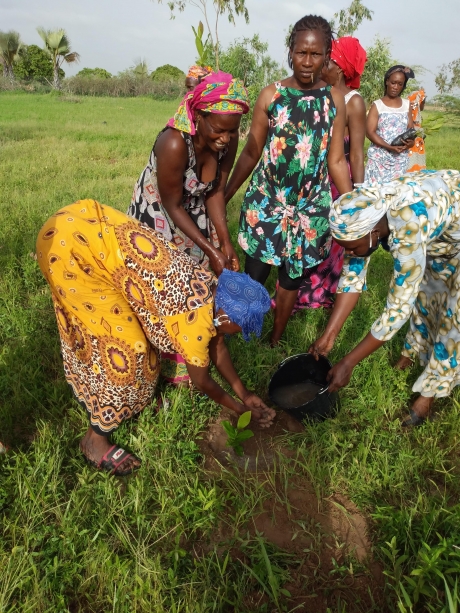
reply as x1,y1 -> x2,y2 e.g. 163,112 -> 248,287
94,445 -> 140,476
401,409 -> 426,428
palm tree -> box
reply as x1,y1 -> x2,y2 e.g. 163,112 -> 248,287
37,27 -> 80,89
132,59 -> 150,79
0,30 -> 22,82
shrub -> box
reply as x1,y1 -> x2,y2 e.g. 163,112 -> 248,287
0,76 -> 52,92
151,64 -> 185,81
63,74 -> 184,99
76,67 -> 112,79
14,44 -> 64,84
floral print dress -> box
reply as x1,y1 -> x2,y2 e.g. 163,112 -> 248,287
365,98 -> 410,184
128,127 -> 226,269
238,83 -> 336,280
337,170 -> 460,398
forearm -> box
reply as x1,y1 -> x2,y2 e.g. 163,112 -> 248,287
225,149 -> 260,203
206,193 -> 232,246
165,205 -> 217,257
343,332 -> 385,368
367,131 -> 392,150
328,157 -> 353,196
187,362 -> 246,414
349,152 -> 365,184
324,293 -> 360,340
208,336 -> 249,401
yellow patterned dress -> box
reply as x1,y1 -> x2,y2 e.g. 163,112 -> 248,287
37,200 -> 216,435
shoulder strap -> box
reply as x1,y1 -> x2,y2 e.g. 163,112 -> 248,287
344,90 -> 360,104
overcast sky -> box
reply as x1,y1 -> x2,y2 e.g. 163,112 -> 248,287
2,0 -> 459,98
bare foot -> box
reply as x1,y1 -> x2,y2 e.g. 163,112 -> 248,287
80,428 -> 141,472
394,355 -> 414,371
411,395 -> 434,419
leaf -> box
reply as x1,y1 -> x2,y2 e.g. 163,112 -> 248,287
235,429 -> 254,442
222,420 -> 236,438
237,410 -> 252,430
234,444 -> 244,456
280,588 -> 291,597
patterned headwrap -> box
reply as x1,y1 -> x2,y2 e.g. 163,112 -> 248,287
384,65 -> 415,93
329,170 -> 460,241
330,37 -> 367,89
215,269 -> 271,342
186,65 -> 212,80
167,71 -> 250,135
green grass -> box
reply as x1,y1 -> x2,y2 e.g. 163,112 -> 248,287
1,92 -> 460,612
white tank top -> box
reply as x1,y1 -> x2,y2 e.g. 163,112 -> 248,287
344,90 -> 361,104
374,98 -> 409,114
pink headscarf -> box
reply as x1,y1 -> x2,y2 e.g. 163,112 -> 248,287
330,37 -> 367,89
167,71 -> 249,135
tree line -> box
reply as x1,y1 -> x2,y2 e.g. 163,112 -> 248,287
1,0 -> 459,111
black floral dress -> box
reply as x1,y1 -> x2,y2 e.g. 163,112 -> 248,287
238,83 -> 336,279
128,128 -> 226,270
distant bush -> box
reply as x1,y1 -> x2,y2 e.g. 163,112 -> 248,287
14,44 -> 64,84
151,64 -> 185,81
64,74 -> 185,99
0,76 -> 52,92
76,67 -> 112,79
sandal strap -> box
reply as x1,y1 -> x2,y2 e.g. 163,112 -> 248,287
99,445 -> 133,474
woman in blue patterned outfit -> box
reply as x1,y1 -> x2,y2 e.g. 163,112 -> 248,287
310,170 -> 460,425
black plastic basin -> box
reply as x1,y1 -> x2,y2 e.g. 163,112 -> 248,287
268,353 -> 338,422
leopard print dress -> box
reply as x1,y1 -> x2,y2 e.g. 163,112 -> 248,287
37,200 -> 217,435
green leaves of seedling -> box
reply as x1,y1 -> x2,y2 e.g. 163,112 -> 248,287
237,410 -> 251,430
222,411 -> 254,456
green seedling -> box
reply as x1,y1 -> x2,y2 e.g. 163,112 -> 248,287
222,411 -> 254,456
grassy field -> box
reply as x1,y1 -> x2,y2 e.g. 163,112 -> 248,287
1,91 -> 460,612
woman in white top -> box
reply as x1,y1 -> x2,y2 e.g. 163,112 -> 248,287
365,65 -> 415,184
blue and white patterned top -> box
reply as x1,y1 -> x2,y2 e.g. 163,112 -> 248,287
337,170 -> 460,341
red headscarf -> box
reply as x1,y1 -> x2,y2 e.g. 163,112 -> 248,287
330,36 -> 367,89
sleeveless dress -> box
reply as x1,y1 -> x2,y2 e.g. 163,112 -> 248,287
238,82 -> 336,280
128,127 -> 226,269
282,91 -> 362,312
128,128 -> 225,384
365,98 -> 410,184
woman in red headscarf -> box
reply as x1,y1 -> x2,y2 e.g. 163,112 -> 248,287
323,36 -> 367,194
282,36 -> 367,314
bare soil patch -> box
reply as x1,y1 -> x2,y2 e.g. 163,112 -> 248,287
197,409 -> 385,612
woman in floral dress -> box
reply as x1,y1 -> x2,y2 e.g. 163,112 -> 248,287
310,170 -> 460,426
365,65 -> 415,184
225,15 -> 352,345
129,71 -> 249,382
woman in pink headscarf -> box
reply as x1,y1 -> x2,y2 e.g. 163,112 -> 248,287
128,71 -> 249,384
